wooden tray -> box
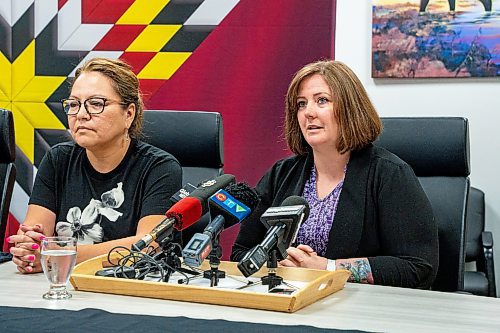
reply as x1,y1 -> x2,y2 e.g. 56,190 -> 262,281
70,254 -> 350,313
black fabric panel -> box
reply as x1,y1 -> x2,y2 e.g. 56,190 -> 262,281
46,77 -> 73,128
46,101 -> 69,129
152,0 -> 204,24
11,4 -> 34,61
0,306 -> 367,333
34,16 -> 87,76
161,25 -> 214,52
34,129 -> 71,167
0,14 -> 12,61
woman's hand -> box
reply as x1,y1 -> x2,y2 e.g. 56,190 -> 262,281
8,224 -> 46,274
279,244 -> 328,270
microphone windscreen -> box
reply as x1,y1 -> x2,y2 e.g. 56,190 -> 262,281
227,183 -> 260,211
166,197 -> 203,230
281,195 -> 310,221
209,183 -> 259,228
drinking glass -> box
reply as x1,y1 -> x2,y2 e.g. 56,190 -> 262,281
40,236 -> 77,300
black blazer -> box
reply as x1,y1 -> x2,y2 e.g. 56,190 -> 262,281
231,144 -> 439,289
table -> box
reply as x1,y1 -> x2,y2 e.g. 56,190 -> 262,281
1,261 -> 499,332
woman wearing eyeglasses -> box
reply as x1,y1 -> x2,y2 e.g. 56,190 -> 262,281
8,58 -> 182,274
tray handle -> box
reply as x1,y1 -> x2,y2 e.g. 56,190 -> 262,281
291,270 -> 350,311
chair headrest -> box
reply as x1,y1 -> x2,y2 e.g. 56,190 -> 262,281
142,110 -> 223,168
0,108 -> 15,163
375,117 -> 470,177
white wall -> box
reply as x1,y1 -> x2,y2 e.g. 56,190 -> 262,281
335,0 -> 500,294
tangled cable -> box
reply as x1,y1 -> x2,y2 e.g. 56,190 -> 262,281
103,243 -> 192,284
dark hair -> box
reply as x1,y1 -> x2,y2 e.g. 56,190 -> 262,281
285,60 -> 382,155
72,57 -> 144,139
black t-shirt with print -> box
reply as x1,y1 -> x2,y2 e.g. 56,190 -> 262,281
29,139 -> 182,244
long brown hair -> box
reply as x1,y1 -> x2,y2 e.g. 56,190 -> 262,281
285,60 -> 382,155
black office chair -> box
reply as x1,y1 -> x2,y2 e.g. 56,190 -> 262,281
375,117 -> 470,292
0,109 -> 16,248
142,110 -> 224,243
464,187 -> 496,297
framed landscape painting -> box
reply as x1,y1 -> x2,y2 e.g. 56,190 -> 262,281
372,0 -> 500,78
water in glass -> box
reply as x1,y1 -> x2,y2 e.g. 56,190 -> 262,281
41,236 -> 77,300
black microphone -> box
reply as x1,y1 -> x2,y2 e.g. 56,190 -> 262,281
237,196 -> 310,277
182,183 -> 259,267
133,174 -> 236,250
170,183 -> 197,204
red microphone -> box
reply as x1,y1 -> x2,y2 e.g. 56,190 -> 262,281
132,174 -> 235,251
133,197 -> 202,250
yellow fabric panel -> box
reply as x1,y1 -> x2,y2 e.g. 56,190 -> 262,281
0,88 -> 8,102
11,104 -> 35,162
0,52 -> 11,100
1,102 -> 11,110
15,76 -> 67,102
126,25 -> 181,52
137,52 -> 191,80
116,0 -> 171,25
11,41 -> 35,100
14,102 -> 66,129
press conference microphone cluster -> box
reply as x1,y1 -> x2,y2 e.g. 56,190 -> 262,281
237,196 -> 310,277
132,174 -> 236,251
182,183 -> 259,267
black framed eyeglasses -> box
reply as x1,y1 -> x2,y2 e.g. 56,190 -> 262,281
61,97 -> 129,115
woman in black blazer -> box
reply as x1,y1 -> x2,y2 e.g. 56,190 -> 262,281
231,60 -> 438,289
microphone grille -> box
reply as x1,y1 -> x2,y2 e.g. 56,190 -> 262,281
225,182 -> 259,210
281,195 -> 310,220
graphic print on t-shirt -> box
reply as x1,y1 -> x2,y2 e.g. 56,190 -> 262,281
55,182 -> 125,244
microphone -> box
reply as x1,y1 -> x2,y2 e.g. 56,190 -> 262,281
133,174 -> 236,250
170,183 -> 197,204
182,183 -> 259,267
209,182 -> 260,228
237,196 -> 310,277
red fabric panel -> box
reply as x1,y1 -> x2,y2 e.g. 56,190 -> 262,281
138,79 -> 168,106
58,0 -> 69,10
82,0 -> 136,24
119,52 -> 156,74
94,25 -> 147,51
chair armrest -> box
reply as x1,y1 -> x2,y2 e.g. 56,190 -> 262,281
481,231 -> 496,297
482,231 -> 493,249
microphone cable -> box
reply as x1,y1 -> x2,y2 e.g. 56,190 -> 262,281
98,243 -> 193,284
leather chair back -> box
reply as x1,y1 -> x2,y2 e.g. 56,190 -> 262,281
142,110 -> 224,185
0,109 -> 16,245
142,110 -> 224,242
375,117 -> 470,292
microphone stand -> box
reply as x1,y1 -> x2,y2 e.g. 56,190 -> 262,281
178,234 -> 227,287
260,249 -> 283,291
237,249 -> 298,293
157,239 -> 198,282
202,234 -> 225,287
